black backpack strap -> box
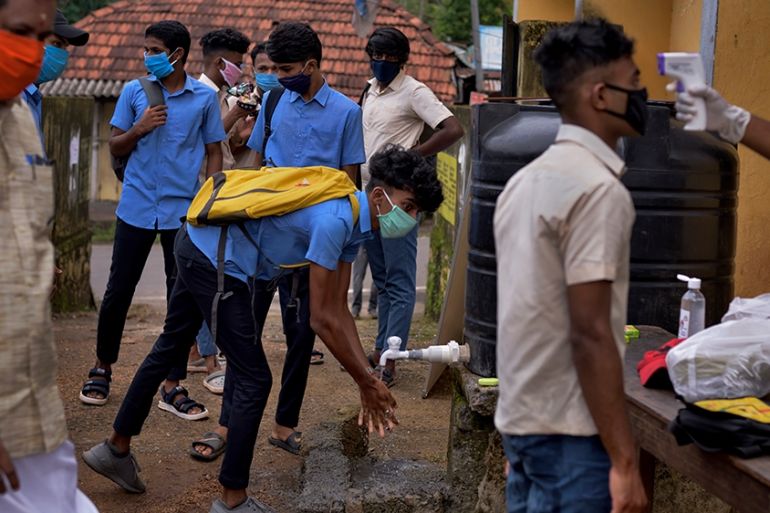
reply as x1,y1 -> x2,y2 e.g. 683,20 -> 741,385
358,83 -> 372,107
261,87 -> 285,159
210,227 -> 233,345
138,77 -> 165,107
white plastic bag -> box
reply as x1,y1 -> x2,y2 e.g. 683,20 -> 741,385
722,293 -> 770,322
665,319 -> 770,402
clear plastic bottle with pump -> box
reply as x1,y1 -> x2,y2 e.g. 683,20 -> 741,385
677,274 -> 705,338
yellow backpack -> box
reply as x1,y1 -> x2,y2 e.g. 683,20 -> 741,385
186,166 -> 359,226
185,166 -> 360,343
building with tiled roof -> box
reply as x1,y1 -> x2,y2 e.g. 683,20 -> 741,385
44,0 -> 456,102
41,0 -> 458,203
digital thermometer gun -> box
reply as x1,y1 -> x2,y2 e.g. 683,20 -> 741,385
658,52 -> 707,130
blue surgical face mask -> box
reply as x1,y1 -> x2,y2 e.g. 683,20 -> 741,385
36,44 -> 69,84
376,188 -> 418,239
278,61 -> 312,94
370,59 -> 400,84
144,48 -> 179,79
255,72 -> 281,92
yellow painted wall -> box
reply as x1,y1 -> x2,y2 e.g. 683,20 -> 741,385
517,0 -> 702,99
517,0 -> 573,22
669,0 -> 701,52
96,101 -> 121,202
586,0 -> 672,99
713,0 -> 770,297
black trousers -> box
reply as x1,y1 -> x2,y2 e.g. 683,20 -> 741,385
96,218 -> 186,381
275,268 -> 315,428
113,229 -> 274,490
218,268 -> 315,431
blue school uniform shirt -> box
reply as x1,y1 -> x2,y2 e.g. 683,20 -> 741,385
22,84 -> 44,147
246,81 -> 365,168
110,74 -> 225,230
187,190 -> 372,283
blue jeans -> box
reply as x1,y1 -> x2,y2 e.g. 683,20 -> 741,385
502,434 -> 611,513
196,322 -> 217,357
364,225 -> 418,351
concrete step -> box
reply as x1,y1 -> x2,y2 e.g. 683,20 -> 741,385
297,408 -> 448,513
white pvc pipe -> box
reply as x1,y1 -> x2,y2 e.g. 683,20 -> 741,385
513,0 -> 520,22
575,0 -> 584,20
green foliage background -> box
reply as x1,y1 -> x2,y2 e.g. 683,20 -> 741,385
60,0 -> 510,44
59,0 -> 114,22
397,0 -> 511,44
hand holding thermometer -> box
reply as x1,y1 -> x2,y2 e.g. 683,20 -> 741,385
658,52 -> 707,130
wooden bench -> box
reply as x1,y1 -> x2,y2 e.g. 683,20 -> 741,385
626,326 -> 770,512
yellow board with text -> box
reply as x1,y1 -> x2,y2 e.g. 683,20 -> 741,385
436,152 -> 457,226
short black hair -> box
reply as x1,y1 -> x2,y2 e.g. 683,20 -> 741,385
199,28 -> 250,57
366,27 -> 410,64
266,22 -> 322,65
145,20 -> 191,63
534,18 -> 634,110
367,145 -> 444,214
250,41 -> 267,64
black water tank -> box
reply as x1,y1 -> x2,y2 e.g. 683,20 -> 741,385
465,102 -> 739,377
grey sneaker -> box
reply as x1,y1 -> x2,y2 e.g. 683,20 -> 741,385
82,441 -> 146,493
210,497 -> 277,513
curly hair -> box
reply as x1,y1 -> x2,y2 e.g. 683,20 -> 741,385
146,20 -> 191,63
366,27 -> 410,64
199,28 -> 250,56
267,22 -> 322,65
367,145 -> 444,214
534,18 -> 634,110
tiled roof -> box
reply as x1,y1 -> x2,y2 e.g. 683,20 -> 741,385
52,0 -> 456,101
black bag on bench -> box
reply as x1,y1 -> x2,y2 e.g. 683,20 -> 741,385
669,403 -> 770,458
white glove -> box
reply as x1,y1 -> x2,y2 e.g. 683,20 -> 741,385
670,84 -> 750,144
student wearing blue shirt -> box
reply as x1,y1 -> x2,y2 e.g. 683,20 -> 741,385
79,21 -> 225,420
192,22 -> 364,457
22,10 -> 89,142
82,146 -> 445,513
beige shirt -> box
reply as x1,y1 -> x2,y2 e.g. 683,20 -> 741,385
361,71 -> 453,181
230,94 -> 258,169
0,98 -> 68,458
198,73 -> 236,171
493,124 -> 635,437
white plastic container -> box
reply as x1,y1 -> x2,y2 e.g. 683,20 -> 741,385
677,274 -> 706,338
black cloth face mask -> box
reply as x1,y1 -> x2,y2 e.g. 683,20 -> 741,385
602,83 -> 649,135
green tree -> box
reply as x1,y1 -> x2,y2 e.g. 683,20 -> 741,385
59,0 -> 116,23
396,0 -> 510,44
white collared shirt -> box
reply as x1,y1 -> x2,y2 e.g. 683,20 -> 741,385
361,70 -> 453,181
493,123 -> 635,436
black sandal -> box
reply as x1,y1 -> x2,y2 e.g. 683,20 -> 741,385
79,367 -> 112,406
156,385 -> 209,421
190,431 -> 227,462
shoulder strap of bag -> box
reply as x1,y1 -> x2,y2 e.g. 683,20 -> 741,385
111,78 -> 165,182
138,77 -> 165,107
261,87 -> 286,158
358,83 -> 372,107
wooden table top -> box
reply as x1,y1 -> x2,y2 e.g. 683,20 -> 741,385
625,326 -> 770,491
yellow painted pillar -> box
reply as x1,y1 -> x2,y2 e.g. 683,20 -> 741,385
517,0 -> 573,22
713,0 -> 770,297
586,0 -> 674,98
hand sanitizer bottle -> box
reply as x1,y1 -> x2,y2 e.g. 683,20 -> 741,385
677,274 -> 706,338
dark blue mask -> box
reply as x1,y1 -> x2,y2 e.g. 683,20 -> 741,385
371,59 -> 400,84
278,62 -> 312,94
